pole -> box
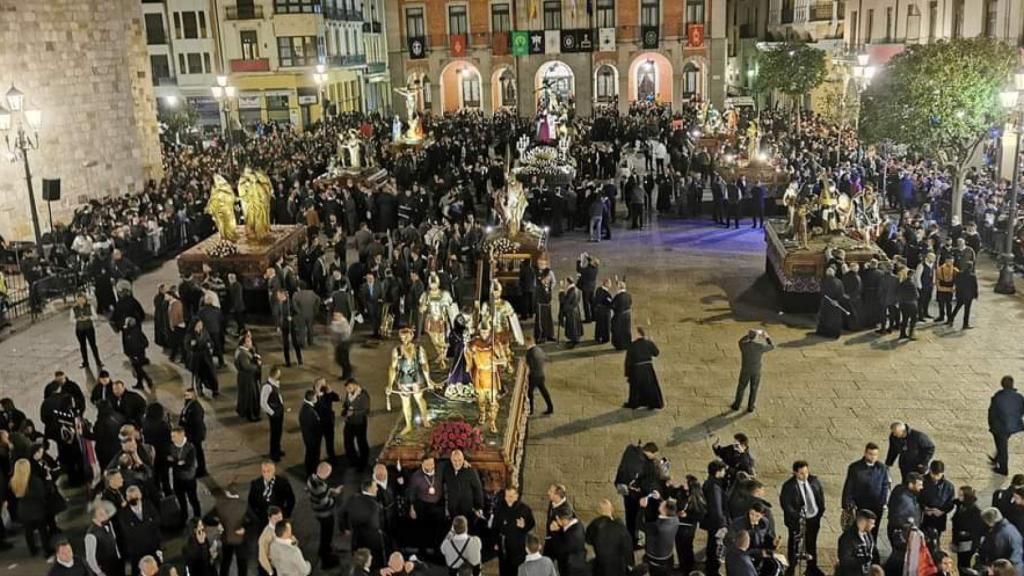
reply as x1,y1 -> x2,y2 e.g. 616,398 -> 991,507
21,139 -> 43,254
995,127 -> 1020,294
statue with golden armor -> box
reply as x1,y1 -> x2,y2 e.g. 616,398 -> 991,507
386,327 -> 433,435
480,278 -> 523,370
237,168 -> 273,242
418,272 -> 457,369
206,175 -> 239,243
466,319 -> 501,434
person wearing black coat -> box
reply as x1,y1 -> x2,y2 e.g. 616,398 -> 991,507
921,460 -> 956,537
186,319 -> 220,395
48,540 -> 88,576
559,279 -> 583,347
624,327 -> 664,410
182,518 -> 216,576
886,422 -> 935,481
575,255 -> 599,323
93,401 -> 128,477
197,300 -> 225,368
444,450 -> 484,524
952,486 -> 985,569
593,279 -> 613,344
703,461 -> 729,576
492,487 -> 536,576
816,268 -> 846,339
549,511 -> 587,576
178,389 -> 207,478
152,285 -> 170,349
842,443 -> 890,548
876,264 -> 899,334
948,262 -> 978,329
836,510 -> 877,576
226,273 -> 246,335
340,479 -> 387,569
141,403 -> 172,495
85,506 -> 123,576
585,500 -> 633,576
533,275 -> 555,343
610,284 -> 632,350
779,461 -> 826,576
245,462 -> 296,529
111,291 -> 145,337
12,459 -> 52,556
43,372 -> 86,416
122,318 -> 154,391
119,485 -> 162,574
977,510 -> 1024,576
298,390 -> 322,476
110,381 -> 147,427
990,376 -> 1024,475
896,270 -> 920,340
314,378 -> 340,464
860,260 -> 883,328
886,473 -> 924,552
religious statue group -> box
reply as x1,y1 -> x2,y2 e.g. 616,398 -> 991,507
387,276 -> 523,435
205,168 -> 274,244
782,177 -> 884,249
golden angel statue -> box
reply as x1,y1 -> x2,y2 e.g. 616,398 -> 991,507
206,175 -> 239,243
238,168 -> 273,242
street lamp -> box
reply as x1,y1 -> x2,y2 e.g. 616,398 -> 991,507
0,83 -> 45,252
838,52 -> 875,165
994,68 -> 1024,294
313,63 -> 329,118
211,76 -> 236,143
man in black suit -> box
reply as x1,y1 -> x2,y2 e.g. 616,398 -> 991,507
585,498 -> 633,576
492,487 -> 536,576
260,367 -> 285,462
886,422 -> 935,481
544,483 -> 574,556
779,460 -> 826,576
444,449 -> 484,527
226,272 -> 246,335
358,272 -> 383,338
340,479 -> 386,569
575,254 -> 599,323
550,510 -> 587,576
110,380 -> 147,427
178,387 -> 207,478
245,461 -> 296,528
169,427 -> 202,526
704,459 -> 729,576
314,377 -> 340,464
272,289 -> 302,366
990,375 -> 1024,475
119,485 -> 161,572
836,509 -> 876,576
298,389 -> 321,476
342,379 -> 370,470
887,472 -> 924,553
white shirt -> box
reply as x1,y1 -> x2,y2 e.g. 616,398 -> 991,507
260,379 -> 280,415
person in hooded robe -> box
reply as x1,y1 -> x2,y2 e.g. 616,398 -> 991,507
593,278 -> 614,344
842,263 -> 863,331
611,281 -> 633,351
816,267 -> 846,339
623,327 -> 664,410
153,283 -> 170,349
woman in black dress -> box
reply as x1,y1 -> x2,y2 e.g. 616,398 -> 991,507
624,327 -> 664,409
152,283 -> 169,349
234,330 -> 262,422
593,278 -> 613,344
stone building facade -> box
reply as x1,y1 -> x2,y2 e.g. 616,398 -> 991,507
0,0 -> 163,241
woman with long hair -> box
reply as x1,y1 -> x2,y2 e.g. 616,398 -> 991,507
10,458 -> 53,556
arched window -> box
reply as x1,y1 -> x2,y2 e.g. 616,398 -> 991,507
460,69 -> 481,109
596,65 -> 616,103
499,69 -> 516,108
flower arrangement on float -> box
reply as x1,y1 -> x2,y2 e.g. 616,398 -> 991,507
205,239 -> 239,258
428,419 -> 485,456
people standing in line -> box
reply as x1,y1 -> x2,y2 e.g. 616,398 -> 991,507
524,335 -> 553,415
732,329 -> 774,413
71,293 -> 103,370
342,379 -> 371,470
989,375 -> 1024,476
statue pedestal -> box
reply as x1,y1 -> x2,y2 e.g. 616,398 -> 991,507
176,225 -> 306,280
377,359 -> 530,492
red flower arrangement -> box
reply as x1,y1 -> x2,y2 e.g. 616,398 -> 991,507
428,419 -> 484,456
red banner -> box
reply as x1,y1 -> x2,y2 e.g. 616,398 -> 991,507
450,34 -> 468,57
492,31 -> 510,55
687,23 -> 705,48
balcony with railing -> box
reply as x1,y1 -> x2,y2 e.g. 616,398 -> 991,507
366,61 -> 387,74
324,6 -> 363,21
362,21 -> 382,33
328,54 -> 367,67
225,4 -> 264,19
230,58 -> 271,72
808,1 -> 835,21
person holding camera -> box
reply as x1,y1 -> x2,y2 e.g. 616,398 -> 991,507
732,329 -> 774,413
576,254 -> 599,324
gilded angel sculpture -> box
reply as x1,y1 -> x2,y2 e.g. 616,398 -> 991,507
238,168 -> 273,242
206,175 -> 239,243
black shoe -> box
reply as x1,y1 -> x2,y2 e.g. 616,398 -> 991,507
747,407 -> 755,413
730,403 -> 741,411
80,362 -> 88,368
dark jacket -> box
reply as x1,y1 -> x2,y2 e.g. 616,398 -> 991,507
585,515 -> 633,576
842,458 -> 890,510
246,475 -> 296,527
885,427 -> 935,476
990,388 -> 1024,436
339,493 -> 385,553
836,527 -> 875,576
725,546 -> 758,576
551,520 -> 587,576
978,519 -> 1024,575
298,401 -> 320,448
779,475 -> 826,528
342,388 -> 370,427
702,477 -> 728,531
119,501 -> 161,559
443,463 -> 484,517
887,484 -> 922,531
179,398 -> 206,443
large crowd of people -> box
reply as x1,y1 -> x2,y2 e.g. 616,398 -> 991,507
0,92 -> 1022,576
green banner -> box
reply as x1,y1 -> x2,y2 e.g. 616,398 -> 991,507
511,31 -> 529,56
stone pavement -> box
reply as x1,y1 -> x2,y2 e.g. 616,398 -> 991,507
1,214 -> 1022,573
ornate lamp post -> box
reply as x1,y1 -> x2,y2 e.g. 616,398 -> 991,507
838,52 -> 875,165
313,63 -> 329,118
994,69 -> 1024,294
0,84 -> 44,251
211,75 -> 237,143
